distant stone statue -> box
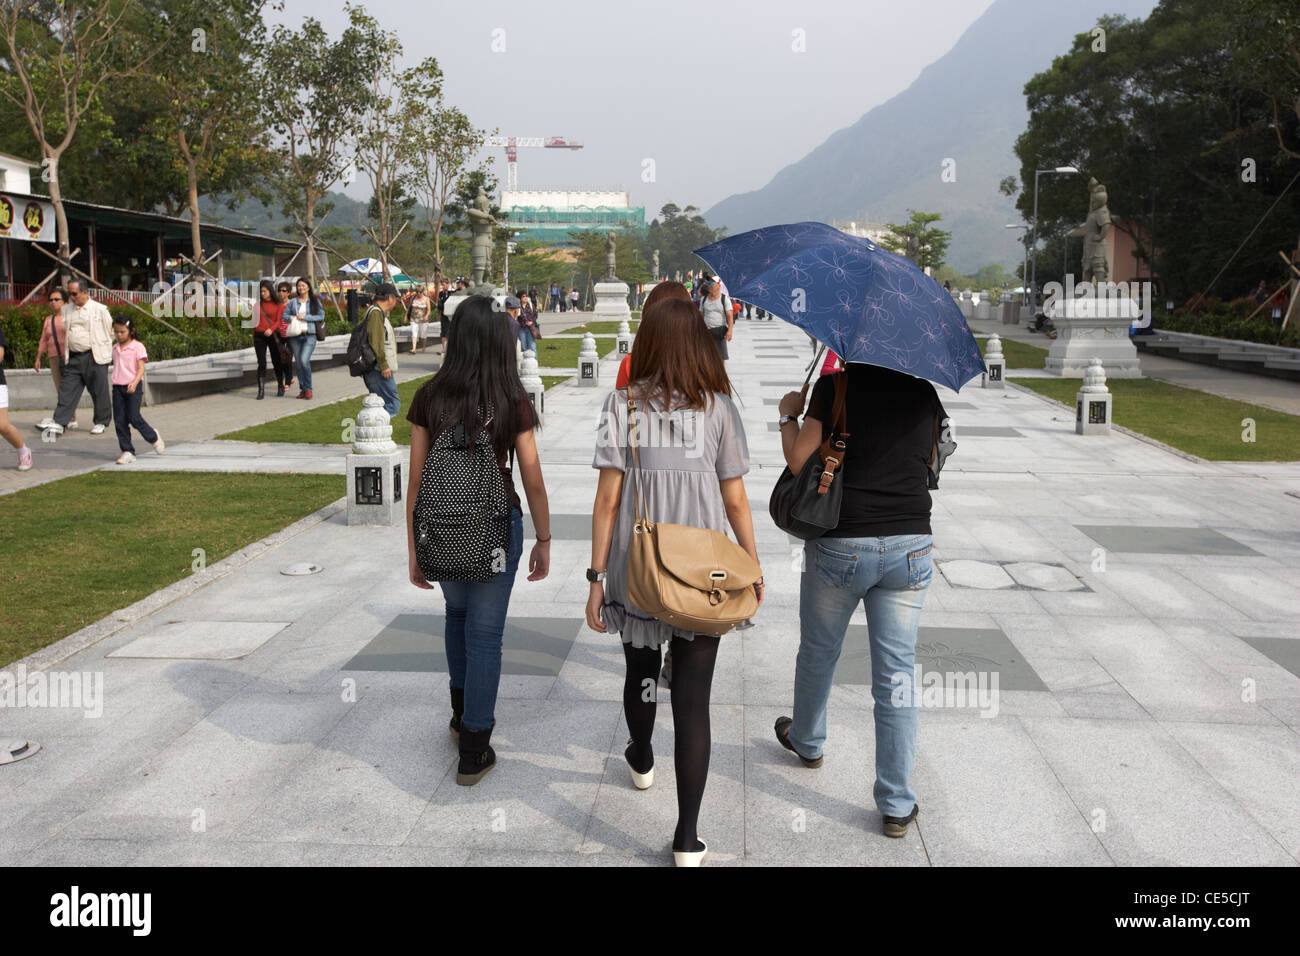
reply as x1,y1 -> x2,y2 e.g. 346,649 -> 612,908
651,249 -> 659,279
467,187 -> 497,288
1082,177 -> 1111,284
604,231 -> 618,280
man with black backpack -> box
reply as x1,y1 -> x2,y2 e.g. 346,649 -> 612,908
362,283 -> 401,416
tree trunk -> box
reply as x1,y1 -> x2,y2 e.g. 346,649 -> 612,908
45,147 -> 72,284
305,192 -> 317,285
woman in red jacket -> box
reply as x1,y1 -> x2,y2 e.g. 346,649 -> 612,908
252,279 -> 289,399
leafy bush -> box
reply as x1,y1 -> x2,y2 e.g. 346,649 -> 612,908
1155,306 -> 1299,348
0,301 -> 359,367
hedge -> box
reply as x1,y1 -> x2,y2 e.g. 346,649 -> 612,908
1154,305 -> 1300,348
0,300 -> 410,367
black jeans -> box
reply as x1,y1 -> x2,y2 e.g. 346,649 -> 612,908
112,384 -> 158,453
253,332 -> 289,385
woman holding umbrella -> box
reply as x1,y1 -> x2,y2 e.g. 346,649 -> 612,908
695,221 -> 977,840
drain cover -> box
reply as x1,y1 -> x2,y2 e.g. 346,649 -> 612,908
280,563 -> 323,576
0,739 -> 41,765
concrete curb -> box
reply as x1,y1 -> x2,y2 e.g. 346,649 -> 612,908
5,496 -> 347,676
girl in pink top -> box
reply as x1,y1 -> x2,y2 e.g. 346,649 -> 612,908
110,317 -> 164,464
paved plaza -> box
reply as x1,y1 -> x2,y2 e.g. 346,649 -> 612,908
2,321 -> 1299,866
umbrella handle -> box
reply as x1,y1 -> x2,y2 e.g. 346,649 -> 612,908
803,345 -> 827,387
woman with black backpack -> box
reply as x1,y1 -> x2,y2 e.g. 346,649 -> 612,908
404,294 -> 552,786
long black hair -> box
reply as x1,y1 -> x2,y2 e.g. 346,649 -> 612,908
295,278 -> 322,315
416,294 -> 532,458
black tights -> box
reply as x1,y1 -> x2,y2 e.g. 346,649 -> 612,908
622,634 -> 720,852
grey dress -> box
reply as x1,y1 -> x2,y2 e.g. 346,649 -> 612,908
592,387 -> 751,649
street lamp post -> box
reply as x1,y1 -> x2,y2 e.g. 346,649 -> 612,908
1005,224 -> 1029,305
1030,166 -> 1079,314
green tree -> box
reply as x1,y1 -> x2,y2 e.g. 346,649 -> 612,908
264,14 -> 372,283
397,57 -> 489,287
644,203 -> 723,279
349,4 -> 405,280
0,0 -> 162,279
157,0 -> 278,272
880,210 -> 951,271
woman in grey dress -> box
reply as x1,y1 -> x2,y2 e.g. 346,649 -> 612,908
586,295 -> 763,866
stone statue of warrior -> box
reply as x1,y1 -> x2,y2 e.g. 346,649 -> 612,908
467,187 -> 497,288
605,231 -> 617,280
1082,177 -> 1111,284
651,249 -> 659,279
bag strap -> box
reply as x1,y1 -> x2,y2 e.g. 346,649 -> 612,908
818,373 -> 851,495
626,394 -> 651,524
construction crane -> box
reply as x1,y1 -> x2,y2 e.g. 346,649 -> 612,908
484,136 -> 583,189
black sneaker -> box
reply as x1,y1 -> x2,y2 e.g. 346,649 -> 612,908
882,803 -> 919,838
774,716 -> 823,768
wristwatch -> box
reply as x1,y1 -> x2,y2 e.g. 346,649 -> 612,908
778,414 -> 798,428
586,568 -> 606,583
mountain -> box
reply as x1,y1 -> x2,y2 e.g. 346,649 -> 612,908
196,191 -> 381,242
705,0 -> 1158,273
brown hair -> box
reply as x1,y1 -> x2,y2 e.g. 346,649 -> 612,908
628,296 -> 732,410
641,280 -> 691,316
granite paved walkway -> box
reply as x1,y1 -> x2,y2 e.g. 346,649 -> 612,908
2,319 -> 1298,867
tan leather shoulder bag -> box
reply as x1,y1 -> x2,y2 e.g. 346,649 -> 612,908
624,395 -> 761,636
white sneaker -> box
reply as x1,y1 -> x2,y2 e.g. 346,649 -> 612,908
35,422 -> 63,435
90,423 -> 106,435
68,420 -> 79,429
36,417 -> 53,428
152,432 -> 165,455
115,451 -> 136,464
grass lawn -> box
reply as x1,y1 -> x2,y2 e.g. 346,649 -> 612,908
979,336 -> 1048,370
534,336 -> 616,369
541,375 -> 570,390
558,321 -> 639,335
218,375 -> 434,445
1013,378 -> 1300,461
0,471 -> 345,666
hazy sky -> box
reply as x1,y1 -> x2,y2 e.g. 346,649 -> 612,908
273,0 -> 997,220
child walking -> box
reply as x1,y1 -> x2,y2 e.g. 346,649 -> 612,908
111,318 -> 164,464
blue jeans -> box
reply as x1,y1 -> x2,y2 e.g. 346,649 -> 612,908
287,333 -> 317,391
518,326 -> 535,352
362,367 -> 400,417
791,533 -> 933,817
438,508 -> 524,731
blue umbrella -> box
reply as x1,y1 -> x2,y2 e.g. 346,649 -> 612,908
694,221 -> 985,391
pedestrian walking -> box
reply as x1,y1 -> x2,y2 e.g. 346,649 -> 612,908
252,280 -> 289,399
363,283 -> 401,417
33,287 -> 77,431
587,296 -> 762,866
408,284 -> 433,354
698,276 -> 734,360
406,293 -> 552,786
0,321 -> 33,471
282,278 -> 325,399
41,279 -> 114,437
109,317 -> 163,465
773,363 -> 949,839
569,287 -> 580,312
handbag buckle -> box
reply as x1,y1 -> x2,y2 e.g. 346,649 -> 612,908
709,570 -> 727,581
708,588 -> 725,605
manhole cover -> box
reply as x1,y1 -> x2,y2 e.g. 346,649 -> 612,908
0,739 -> 41,765
280,563 -> 323,576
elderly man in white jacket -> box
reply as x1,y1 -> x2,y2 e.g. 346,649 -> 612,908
41,279 -> 115,437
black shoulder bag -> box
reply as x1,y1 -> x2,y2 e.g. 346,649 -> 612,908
769,370 -> 850,540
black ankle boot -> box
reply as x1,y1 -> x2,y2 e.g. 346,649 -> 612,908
456,725 -> 496,786
449,687 -> 464,743
276,381 -> 286,397
256,372 -> 265,400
